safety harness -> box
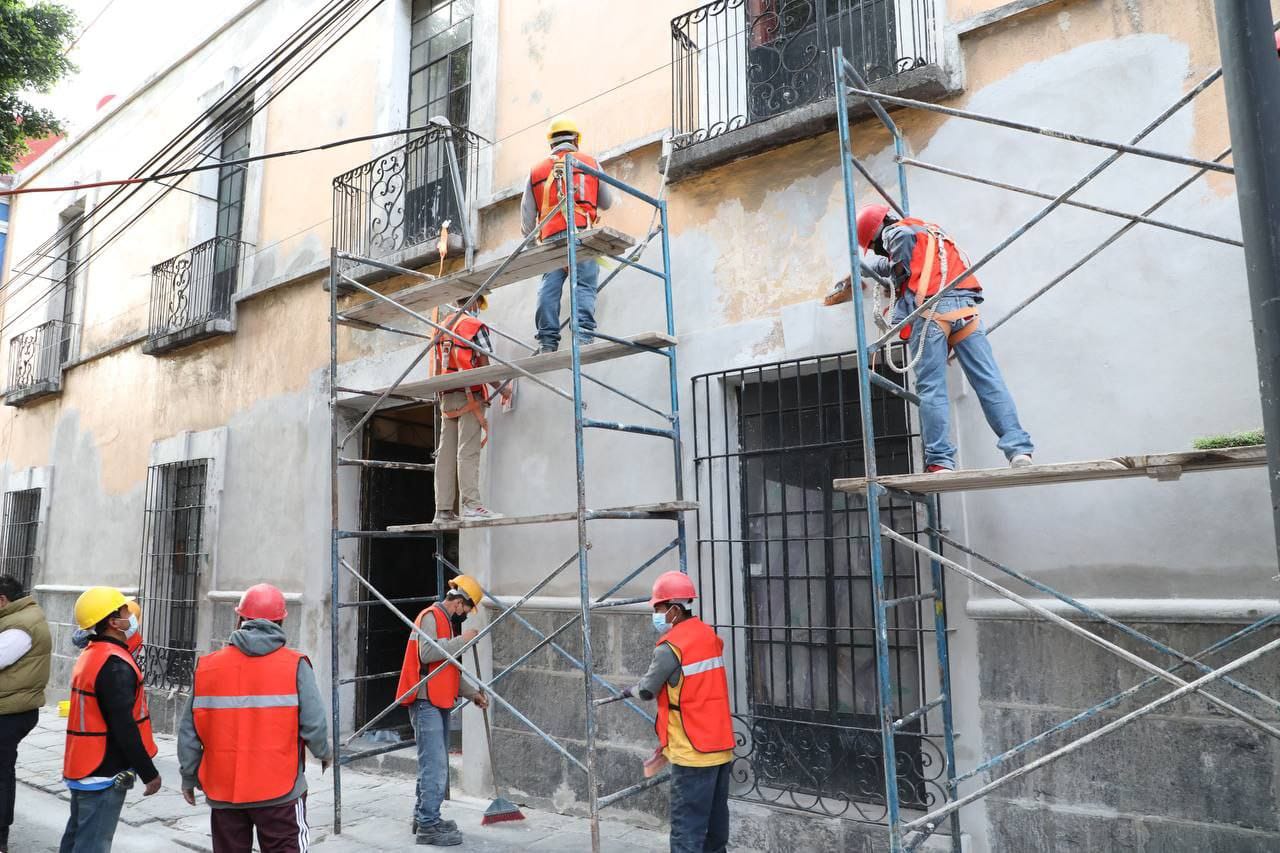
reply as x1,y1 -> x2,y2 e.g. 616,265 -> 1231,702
430,307 -> 491,446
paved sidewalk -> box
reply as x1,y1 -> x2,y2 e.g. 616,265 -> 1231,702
16,707 -> 669,852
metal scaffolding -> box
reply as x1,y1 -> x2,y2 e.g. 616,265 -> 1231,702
326,137 -> 688,851
829,14 -> 1280,849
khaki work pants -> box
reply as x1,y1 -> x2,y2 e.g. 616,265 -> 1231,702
434,390 -> 484,512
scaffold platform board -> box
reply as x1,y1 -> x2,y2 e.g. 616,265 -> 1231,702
341,227 -> 637,326
337,332 -> 677,408
387,501 -> 698,532
834,445 -> 1266,495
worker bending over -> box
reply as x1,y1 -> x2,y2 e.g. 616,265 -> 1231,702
432,300 -> 510,524
61,587 -> 161,853
396,575 -> 489,847
521,116 -> 614,354
178,584 -> 330,853
858,204 -> 1034,472
621,572 -> 734,853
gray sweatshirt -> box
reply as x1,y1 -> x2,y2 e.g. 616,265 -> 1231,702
520,142 -> 615,236
178,619 -> 331,808
415,609 -> 480,702
632,643 -> 680,701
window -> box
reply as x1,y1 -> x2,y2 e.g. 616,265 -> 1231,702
55,211 -> 82,364
138,460 -> 209,690
212,110 -> 251,313
692,351 -> 940,816
0,489 -> 41,590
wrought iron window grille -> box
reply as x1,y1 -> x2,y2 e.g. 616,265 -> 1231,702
671,0 -> 938,149
0,489 -> 42,590
4,320 -> 71,400
148,236 -> 250,345
137,459 -> 210,691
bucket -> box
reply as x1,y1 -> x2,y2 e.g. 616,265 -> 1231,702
57,700 -> 70,718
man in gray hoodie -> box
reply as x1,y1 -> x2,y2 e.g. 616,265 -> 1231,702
177,584 -> 330,853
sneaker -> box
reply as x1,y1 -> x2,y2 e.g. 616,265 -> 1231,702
461,504 -> 504,521
431,510 -> 460,525
536,344 -> 558,355
412,819 -> 457,835
1010,454 -> 1034,468
925,464 -> 954,474
416,825 -> 463,846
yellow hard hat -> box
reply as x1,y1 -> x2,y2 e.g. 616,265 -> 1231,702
547,116 -> 581,144
475,294 -> 489,311
126,599 -> 141,622
74,587 -> 130,630
447,575 -> 484,607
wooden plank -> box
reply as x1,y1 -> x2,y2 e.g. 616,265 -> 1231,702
387,501 -> 698,533
341,227 -> 637,326
833,446 -> 1267,495
337,332 -> 676,409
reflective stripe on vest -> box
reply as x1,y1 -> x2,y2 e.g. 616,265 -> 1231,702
654,619 -> 735,754
64,642 -> 157,781
530,151 -> 600,242
395,605 -> 461,710
192,645 -> 306,805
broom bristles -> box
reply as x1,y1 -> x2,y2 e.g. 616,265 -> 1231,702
481,796 -> 525,825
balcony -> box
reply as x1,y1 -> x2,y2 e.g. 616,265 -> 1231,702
332,122 -> 482,288
4,320 -> 70,406
667,0 -> 956,179
145,236 -> 248,355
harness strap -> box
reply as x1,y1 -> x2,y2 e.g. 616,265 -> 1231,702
440,388 -> 490,447
932,306 -> 981,351
536,158 -> 599,244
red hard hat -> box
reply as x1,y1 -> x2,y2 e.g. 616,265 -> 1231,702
856,204 -> 891,250
236,583 -> 287,621
649,571 -> 697,606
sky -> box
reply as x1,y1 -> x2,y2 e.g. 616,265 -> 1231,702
27,0 -> 244,132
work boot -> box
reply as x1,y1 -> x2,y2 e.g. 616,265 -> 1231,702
432,510 -> 460,525
1010,454 -> 1033,468
412,819 -> 456,835
925,464 -> 953,474
416,823 -> 463,846
461,504 -> 504,521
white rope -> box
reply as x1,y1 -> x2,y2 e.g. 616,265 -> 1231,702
882,223 -> 948,375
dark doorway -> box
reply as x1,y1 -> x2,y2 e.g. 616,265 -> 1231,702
356,405 -> 458,733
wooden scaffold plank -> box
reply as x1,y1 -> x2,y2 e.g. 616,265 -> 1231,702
387,501 -> 698,533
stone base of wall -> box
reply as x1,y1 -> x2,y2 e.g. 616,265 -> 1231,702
977,617 -> 1280,852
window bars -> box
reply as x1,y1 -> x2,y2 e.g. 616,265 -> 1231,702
0,489 -> 42,590
138,459 -> 210,691
827,32 -> 1277,851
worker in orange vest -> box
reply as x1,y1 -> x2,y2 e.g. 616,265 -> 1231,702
395,575 -> 488,847
618,572 -> 734,853
521,116 -> 615,354
177,584 -> 331,853
60,587 -> 161,853
431,300 -> 511,525
856,204 -> 1034,473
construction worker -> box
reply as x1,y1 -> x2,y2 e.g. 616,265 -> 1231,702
395,575 -> 489,847
857,204 -> 1035,472
61,587 -> 161,853
432,299 -> 511,524
0,575 -> 50,853
521,116 -> 615,354
177,583 -> 330,853
619,572 -> 734,853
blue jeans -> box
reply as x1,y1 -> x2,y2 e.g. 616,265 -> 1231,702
410,701 -> 451,830
669,762 -> 731,853
899,293 -> 1033,469
59,784 -> 128,853
536,260 -> 599,349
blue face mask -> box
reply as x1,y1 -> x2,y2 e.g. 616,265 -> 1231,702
120,614 -> 139,640
652,609 -> 672,635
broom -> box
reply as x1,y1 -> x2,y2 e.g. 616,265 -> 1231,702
473,646 -> 525,825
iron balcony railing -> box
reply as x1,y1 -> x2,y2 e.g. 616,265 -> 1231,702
5,320 -> 70,398
149,236 -> 249,343
332,122 -> 482,275
671,0 -> 937,149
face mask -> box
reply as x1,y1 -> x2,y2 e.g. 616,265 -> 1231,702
119,614 -> 139,640
652,610 -> 672,635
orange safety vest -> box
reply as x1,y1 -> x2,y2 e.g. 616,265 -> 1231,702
64,641 -> 157,780
191,645 -> 306,805
897,217 -> 982,351
396,604 -> 460,710
530,151 -> 601,242
655,619 -> 735,753
431,312 -> 492,446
